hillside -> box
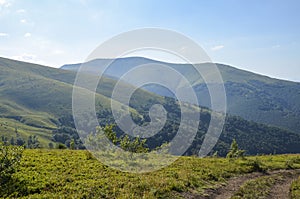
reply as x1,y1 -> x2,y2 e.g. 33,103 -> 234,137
1,57 -> 300,155
61,57 -> 300,134
0,57 -> 145,147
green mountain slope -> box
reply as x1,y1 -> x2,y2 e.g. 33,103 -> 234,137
1,57 -> 300,155
0,57 -> 141,147
61,57 -> 300,133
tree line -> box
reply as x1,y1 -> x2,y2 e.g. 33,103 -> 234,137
1,128 -> 40,149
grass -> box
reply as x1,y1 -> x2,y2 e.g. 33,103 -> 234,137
230,174 -> 282,199
0,118 -> 53,147
2,150 -> 300,198
291,176 -> 300,199
0,99 -> 57,129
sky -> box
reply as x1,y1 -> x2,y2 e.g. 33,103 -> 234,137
0,0 -> 300,82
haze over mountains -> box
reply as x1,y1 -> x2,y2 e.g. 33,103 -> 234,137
62,57 -> 300,134
1,56 -> 300,156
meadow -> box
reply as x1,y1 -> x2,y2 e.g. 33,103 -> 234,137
2,149 -> 300,198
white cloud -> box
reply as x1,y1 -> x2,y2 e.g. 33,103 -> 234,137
24,32 -> 31,37
16,9 -> 26,13
0,32 -> 8,37
211,45 -> 225,51
0,0 -> 11,7
19,18 -> 35,26
12,53 -> 36,61
11,53 -> 46,65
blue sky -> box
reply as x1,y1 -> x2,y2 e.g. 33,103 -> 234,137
0,0 -> 299,81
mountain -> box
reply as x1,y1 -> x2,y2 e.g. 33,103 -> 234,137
0,57 -> 150,147
62,57 -> 300,134
0,57 -> 300,156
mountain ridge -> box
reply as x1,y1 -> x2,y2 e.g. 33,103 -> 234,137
1,56 -> 300,156
62,57 -> 300,84
61,57 -> 300,134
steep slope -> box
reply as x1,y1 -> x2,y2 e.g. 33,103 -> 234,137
61,57 -> 300,133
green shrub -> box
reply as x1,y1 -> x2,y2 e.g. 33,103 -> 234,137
56,143 -> 67,149
85,150 -> 95,160
48,142 -> 54,149
0,142 -> 24,186
226,139 -> 245,159
247,158 -> 266,173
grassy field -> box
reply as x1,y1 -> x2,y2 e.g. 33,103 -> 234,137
2,150 -> 300,198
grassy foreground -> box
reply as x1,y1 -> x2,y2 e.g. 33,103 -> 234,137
2,150 -> 300,198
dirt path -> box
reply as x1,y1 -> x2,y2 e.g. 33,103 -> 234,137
267,170 -> 300,199
213,172 -> 264,199
212,172 -> 264,199
193,172 -> 264,199
195,169 -> 300,199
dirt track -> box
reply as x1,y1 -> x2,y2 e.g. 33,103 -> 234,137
267,171 -> 299,199
192,169 -> 300,199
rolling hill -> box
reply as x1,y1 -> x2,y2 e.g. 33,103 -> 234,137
62,57 -> 300,134
0,57 -> 300,156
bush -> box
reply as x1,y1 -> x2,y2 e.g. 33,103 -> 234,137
85,150 -> 95,160
56,143 -> 67,149
247,158 -> 266,173
226,139 -> 245,159
0,142 -> 24,186
48,142 -> 54,149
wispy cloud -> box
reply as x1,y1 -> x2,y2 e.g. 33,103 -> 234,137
11,53 -> 46,65
211,45 -> 224,51
272,44 -> 280,49
0,0 -> 11,8
20,18 -> 35,26
12,53 -> 36,61
16,9 -> 26,13
0,32 -> 9,37
24,32 -> 31,37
